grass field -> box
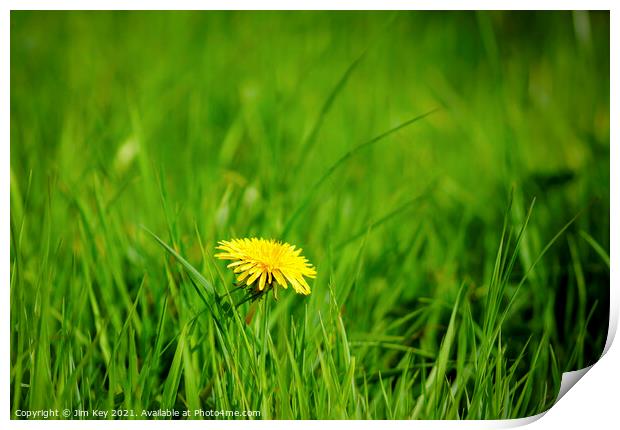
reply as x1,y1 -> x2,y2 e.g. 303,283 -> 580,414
10,11 -> 610,420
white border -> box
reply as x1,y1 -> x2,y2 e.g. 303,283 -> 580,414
3,3 -> 617,430
0,1 -> 616,10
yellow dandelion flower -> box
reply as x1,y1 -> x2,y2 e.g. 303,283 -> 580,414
215,238 -> 317,296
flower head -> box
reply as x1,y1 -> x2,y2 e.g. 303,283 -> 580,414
215,238 -> 316,297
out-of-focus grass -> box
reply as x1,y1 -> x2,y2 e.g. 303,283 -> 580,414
10,11 -> 609,419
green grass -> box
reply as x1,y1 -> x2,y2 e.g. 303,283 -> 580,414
10,11 -> 610,419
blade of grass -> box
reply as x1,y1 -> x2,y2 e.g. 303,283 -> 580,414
335,183 -> 435,250
281,108 -> 440,236
142,226 -> 215,296
578,230 -> 610,268
412,282 -> 465,418
292,52 -> 365,171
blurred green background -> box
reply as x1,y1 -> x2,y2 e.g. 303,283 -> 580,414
10,11 -> 609,419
